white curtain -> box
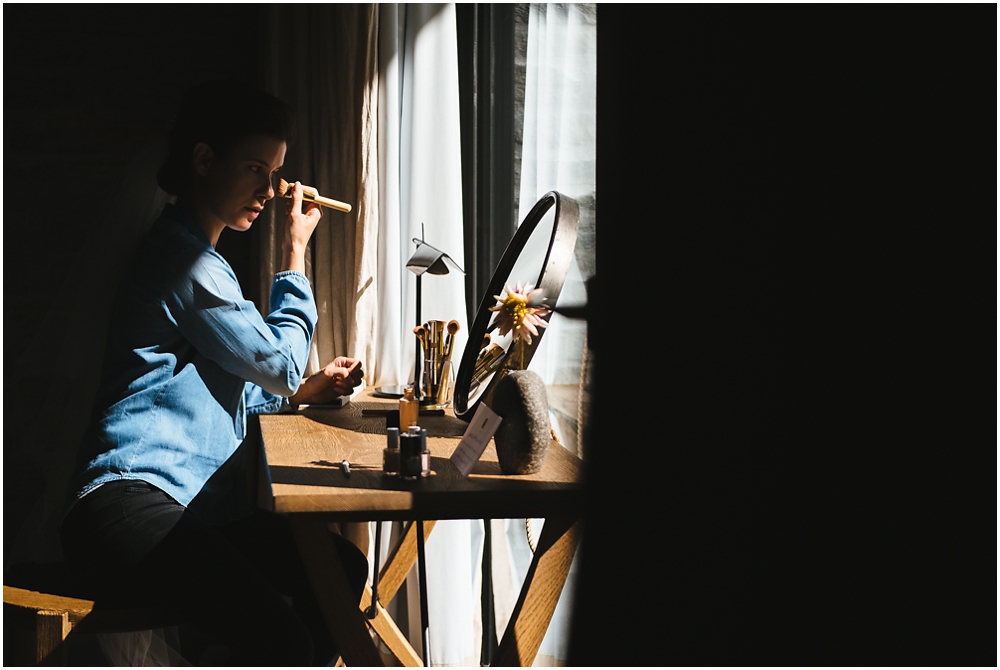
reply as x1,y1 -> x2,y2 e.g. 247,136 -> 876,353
516,3 -> 597,408
377,4 -> 478,666
376,3 -> 469,388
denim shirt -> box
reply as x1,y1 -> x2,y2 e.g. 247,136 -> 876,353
69,204 -> 317,523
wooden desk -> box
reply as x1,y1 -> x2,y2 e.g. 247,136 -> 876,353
256,389 -> 584,667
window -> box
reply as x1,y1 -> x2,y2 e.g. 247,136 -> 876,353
457,5 -> 596,664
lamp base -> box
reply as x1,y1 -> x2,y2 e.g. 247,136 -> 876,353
373,385 -> 406,399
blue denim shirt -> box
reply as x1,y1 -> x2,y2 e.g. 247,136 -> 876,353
69,204 -> 317,523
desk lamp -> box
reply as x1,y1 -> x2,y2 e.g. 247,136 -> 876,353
374,228 -> 464,400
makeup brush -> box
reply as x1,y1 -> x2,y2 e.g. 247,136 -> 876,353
277,179 -> 353,213
413,325 -> 427,351
471,350 -> 507,387
442,320 -> 460,364
435,320 -> 461,405
413,325 -> 431,396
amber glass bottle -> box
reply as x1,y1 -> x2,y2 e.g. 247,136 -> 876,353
399,385 -> 419,434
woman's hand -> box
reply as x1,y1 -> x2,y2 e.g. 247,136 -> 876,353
281,181 -> 323,275
289,357 -> 364,406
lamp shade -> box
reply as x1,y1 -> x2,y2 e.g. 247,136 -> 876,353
406,239 -> 465,276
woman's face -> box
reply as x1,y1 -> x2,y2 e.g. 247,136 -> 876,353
194,134 -> 287,236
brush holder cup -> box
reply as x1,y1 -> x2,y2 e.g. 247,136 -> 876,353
417,319 -> 458,409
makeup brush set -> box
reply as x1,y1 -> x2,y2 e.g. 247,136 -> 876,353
415,319 -> 460,406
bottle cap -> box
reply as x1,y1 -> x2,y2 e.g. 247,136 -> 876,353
387,427 -> 399,450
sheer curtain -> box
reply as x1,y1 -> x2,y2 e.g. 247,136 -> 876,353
260,4 -> 380,385
377,4 -> 480,666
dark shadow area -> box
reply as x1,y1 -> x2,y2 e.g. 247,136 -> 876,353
4,3 -> 266,570
569,5 -> 994,667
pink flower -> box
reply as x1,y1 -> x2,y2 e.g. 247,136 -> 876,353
488,282 -> 550,345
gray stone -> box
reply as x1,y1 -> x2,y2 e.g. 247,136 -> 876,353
491,370 -> 551,474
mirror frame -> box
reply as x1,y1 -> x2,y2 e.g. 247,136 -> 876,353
453,191 -> 580,422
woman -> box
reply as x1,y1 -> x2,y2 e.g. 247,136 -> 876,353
60,80 -> 368,666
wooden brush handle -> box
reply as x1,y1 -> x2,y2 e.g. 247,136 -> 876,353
280,180 -> 353,213
303,192 -> 352,213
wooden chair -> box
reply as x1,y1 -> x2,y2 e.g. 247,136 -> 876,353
3,562 -> 183,666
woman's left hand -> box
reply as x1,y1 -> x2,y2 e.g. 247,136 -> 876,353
289,357 -> 364,406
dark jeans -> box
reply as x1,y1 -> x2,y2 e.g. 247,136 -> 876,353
60,479 -> 368,666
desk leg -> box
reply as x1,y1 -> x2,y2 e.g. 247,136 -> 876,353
291,518 -> 384,667
360,583 -> 422,666
330,520 -> 440,667
493,516 -> 581,667
378,520 -> 437,604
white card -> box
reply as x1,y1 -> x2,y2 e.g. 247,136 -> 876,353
450,403 -> 503,477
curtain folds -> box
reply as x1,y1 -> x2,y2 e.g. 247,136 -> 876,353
264,4 -> 478,666
378,5 -> 477,666
378,3 -> 469,389
261,4 -> 380,385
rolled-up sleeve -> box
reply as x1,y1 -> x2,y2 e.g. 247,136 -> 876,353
244,382 -> 292,415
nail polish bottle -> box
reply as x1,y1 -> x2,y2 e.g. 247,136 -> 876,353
383,410 -> 400,475
399,432 -> 422,480
383,428 -> 400,475
419,427 -> 431,477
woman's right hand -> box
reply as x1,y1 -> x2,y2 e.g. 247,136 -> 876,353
289,357 -> 364,406
281,181 -> 323,274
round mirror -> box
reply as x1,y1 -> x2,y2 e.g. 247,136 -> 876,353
453,191 -> 580,422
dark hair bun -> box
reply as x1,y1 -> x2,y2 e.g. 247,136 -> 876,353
157,80 -> 295,196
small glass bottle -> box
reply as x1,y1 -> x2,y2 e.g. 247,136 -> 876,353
383,427 -> 400,476
399,432 -> 422,480
399,385 -> 419,437
419,427 -> 431,477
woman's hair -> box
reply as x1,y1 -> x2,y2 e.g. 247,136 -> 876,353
157,80 -> 295,196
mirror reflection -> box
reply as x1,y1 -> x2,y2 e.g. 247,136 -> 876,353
466,206 -> 558,406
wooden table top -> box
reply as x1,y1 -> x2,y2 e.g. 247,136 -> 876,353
257,389 -> 585,522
